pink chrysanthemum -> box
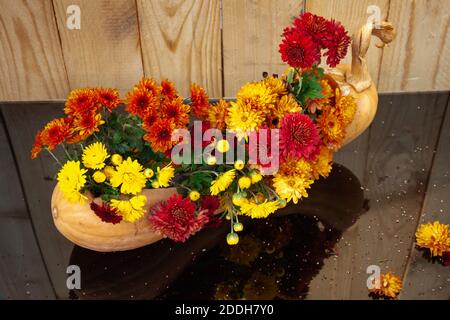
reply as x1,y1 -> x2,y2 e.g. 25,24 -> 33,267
90,202 -> 123,224
280,113 -> 320,161
149,194 -> 209,242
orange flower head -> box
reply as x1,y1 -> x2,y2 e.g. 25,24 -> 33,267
144,118 -> 177,153
208,99 -> 229,130
41,118 -> 72,150
73,111 -> 105,137
160,97 -> 190,128
136,78 -> 161,97
369,272 -> 402,299
64,88 -> 97,117
142,108 -> 159,132
190,83 -> 209,120
318,108 -> 345,150
126,87 -> 158,118
31,130 -> 44,159
335,88 -> 357,126
161,79 -> 178,99
95,88 -> 121,111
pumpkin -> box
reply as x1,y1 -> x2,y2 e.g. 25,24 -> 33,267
51,20 -> 395,253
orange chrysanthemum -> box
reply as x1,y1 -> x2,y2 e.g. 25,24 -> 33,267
142,108 -> 159,132
161,79 -> 178,99
306,79 -> 334,114
144,118 -> 176,153
31,130 -> 44,159
73,111 -> 105,137
64,88 -> 97,117
416,221 -> 450,257
208,99 -> 229,130
335,89 -> 357,126
126,87 -> 158,118
318,108 -> 345,150
41,118 -> 72,150
95,88 -> 121,111
190,83 -> 209,120
311,146 -> 333,179
135,78 -> 161,97
369,272 -> 402,299
160,97 -> 190,128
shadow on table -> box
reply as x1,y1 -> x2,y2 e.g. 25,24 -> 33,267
69,164 -> 368,300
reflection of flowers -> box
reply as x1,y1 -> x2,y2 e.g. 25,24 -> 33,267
214,282 -> 237,300
225,235 -> 263,266
369,272 -> 402,299
243,272 -> 279,300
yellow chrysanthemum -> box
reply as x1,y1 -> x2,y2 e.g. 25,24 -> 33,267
318,108 -> 346,150
263,77 -> 287,96
311,146 -> 333,180
272,174 -> 313,204
236,82 -> 277,113
82,142 -> 110,169
152,164 -> 175,188
208,99 -> 229,130
110,157 -> 146,195
110,195 -> 147,222
210,169 -> 236,195
226,101 -> 264,140
369,272 -> 402,299
279,158 -> 313,178
336,89 -> 357,126
271,95 -> 302,126
415,221 -> 450,257
57,160 -> 88,204
239,200 -> 280,219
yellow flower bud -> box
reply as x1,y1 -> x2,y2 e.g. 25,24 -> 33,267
103,165 -> 115,179
206,156 -> 217,165
152,180 -> 160,189
250,171 -> 263,184
216,139 -> 230,153
144,168 -> 154,179
233,222 -> 244,232
232,193 -> 247,206
111,154 -> 123,166
226,232 -> 239,245
189,190 -> 200,201
92,171 -> 106,183
238,176 -> 252,189
234,159 -> 245,170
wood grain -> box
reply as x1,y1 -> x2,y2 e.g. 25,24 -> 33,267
0,114 -> 55,299
52,0 -> 144,96
378,0 -> 450,92
136,0 -> 221,97
308,93 -> 448,299
1,102 -> 74,299
222,0 -> 303,96
306,0 -> 389,87
0,0 -> 69,101
401,97 -> 450,299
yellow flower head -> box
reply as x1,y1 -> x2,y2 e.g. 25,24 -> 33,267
92,171 -> 106,183
250,171 -> 263,184
82,142 -> 110,169
239,199 -> 280,219
236,82 -> 277,114
279,158 -> 313,178
210,169 -> 236,195
208,99 -> 229,130
189,190 -> 200,201
111,154 -> 123,166
103,165 -> 116,179
415,221 -> 450,257
57,160 -> 88,204
272,174 -> 314,204
368,272 -> 402,299
110,157 -> 147,195
271,95 -> 302,126
153,164 -> 175,188
318,108 -> 346,150
336,90 -> 357,126
238,176 -> 252,189
110,195 -> 147,222
263,77 -> 287,96
234,160 -> 245,170
226,101 -> 264,140
311,146 -> 333,180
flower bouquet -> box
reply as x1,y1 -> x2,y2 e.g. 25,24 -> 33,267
32,12 -> 394,252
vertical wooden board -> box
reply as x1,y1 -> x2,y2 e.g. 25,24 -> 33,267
0,117 -> 55,299
0,0 -> 69,101
222,0 -> 303,96
53,0 -> 144,96
137,0 -> 221,97
401,97 -> 450,299
306,0 -> 389,87
378,0 -> 450,92
1,103 -> 74,299
308,93 -> 447,299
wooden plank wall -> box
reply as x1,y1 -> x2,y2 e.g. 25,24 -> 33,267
0,0 -> 449,101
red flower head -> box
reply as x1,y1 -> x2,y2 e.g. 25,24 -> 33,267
190,83 -> 209,120
31,130 -> 44,159
64,88 -> 97,117
280,113 -> 320,161
72,110 -> 104,137
248,127 -> 280,171
149,194 -> 210,242
41,118 -> 73,150
279,31 -> 320,69
292,12 -> 329,46
126,87 -> 158,118
90,202 -> 123,224
322,19 -> 351,67
144,118 -> 176,153
95,88 -> 121,111
161,79 -> 178,99
200,195 -> 220,216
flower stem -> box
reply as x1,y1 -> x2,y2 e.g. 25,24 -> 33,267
45,148 -> 62,166
62,144 -> 72,160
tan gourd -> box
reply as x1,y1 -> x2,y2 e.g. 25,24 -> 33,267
50,20 -> 395,253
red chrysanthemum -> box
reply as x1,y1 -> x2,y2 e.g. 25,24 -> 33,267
95,88 -> 121,111
126,87 -> 158,118
190,83 -> 209,120
200,195 -> 220,216
291,12 -> 329,46
72,110 -> 104,137
279,31 -> 320,69
322,19 -> 351,67
160,97 -> 190,128
41,118 -> 73,150
144,118 -> 176,153
64,88 -> 97,117
90,202 -> 123,224
280,113 -> 320,161
149,194 -> 210,242
161,79 -> 178,99
31,130 -> 44,159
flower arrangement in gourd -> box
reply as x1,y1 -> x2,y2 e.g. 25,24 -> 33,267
32,12 -> 357,246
